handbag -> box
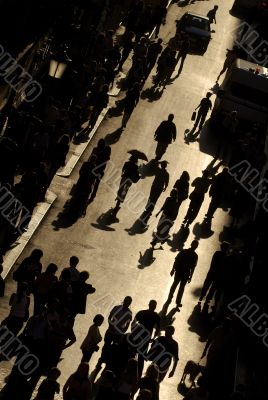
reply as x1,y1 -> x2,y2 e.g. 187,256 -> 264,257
191,111 -> 196,121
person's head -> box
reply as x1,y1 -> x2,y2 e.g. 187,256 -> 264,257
221,241 -> 230,253
145,364 -> 159,382
206,92 -> 212,98
170,188 -> 178,198
60,268 -> 71,282
30,249 -> 43,262
46,263 -> 58,275
123,296 -> 132,308
97,139 -> 106,150
75,362 -> 89,380
79,271 -> 89,282
168,113 -> 174,121
93,314 -> 104,327
130,155 -> 138,163
17,282 -> 28,295
191,240 -> 199,251
165,325 -> 175,337
148,299 -> 157,311
222,167 -> 229,175
157,38 -> 163,45
181,171 -> 190,181
70,256 -> 79,268
137,389 -> 152,400
161,161 -> 168,169
214,5 -> 218,9
48,367 -> 61,381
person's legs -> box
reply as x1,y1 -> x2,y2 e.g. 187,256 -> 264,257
198,112 -> 207,130
199,274 -> 213,301
206,197 -> 219,219
81,347 -> 95,363
168,279 -> 179,300
155,142 -> 168,160
176,278 -> 187,306
206,281 -> 217,303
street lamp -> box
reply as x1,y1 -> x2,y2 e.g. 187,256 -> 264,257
49,49 -> 72,79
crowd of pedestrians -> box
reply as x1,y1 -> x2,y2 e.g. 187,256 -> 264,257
0,0 -> 267,400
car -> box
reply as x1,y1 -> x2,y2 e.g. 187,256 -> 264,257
230,0 -> 268,19
176,12 -> 213,54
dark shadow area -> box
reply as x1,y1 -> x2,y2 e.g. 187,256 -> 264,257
167,224 -> 190,252
107,99 -> 124,118
158,301 -> 178,330
137,247 -> 156,269
139,158 -> 159,178
187,303 -> 213,342
91,208 -> 119,231
193,220 -> 214,240
141,86 -> 164,102
104,127 -> 124,145
126,218 -> 148,236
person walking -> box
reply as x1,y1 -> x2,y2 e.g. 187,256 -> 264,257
122,82 -> 140,128
97,296 -> 133,368
138,364 -> 160,400
130,300 -> 161,376
150,189 -> 180,247
199,242 -> 230,304
80,314 -> 104,363
2,282 -> 30,335
168,240 -> 199,308
183,170 -> 212,227
148,326 -> 179,382
176,34 -> 190,75
146,39 -> 163,78
205,168 -> 230,219
154,114 -> 176,160
193,92 -> 213,133
142,161 -> 169,224
115,155 -> 140,210
63,363 -> 92,400
216,47 -> 237,82
173,170 -> 190,204
207,5 -> 218,24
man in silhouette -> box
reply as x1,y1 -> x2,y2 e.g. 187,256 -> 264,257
130,299 -> 161,376
183,170 -> 212,227
154,114 -> 176,160
205,168 -> 230,219
168,240 -> 199,308
193,92 -> 213,132
141,161 -> 169,224
97,296 -> 133,368
148,325 -> 179,381
199,242 -> 230,304
176,34 -> 190,75
207,5 -> 218,24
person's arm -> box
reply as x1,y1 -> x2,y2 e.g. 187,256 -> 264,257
195,102 -> 201,111
153,315 -> 161,338
172,126 -> 177,142
188,256 -> 198,282
164,173 -> 169,191
63,330 -> 76,349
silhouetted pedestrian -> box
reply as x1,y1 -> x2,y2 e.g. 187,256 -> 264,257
81,314 -> 104,362
199,242 -> 230,304
193,92 -> 213,132
207,6 -> 218,24
183,171 -> 212,227
122,82 -> 140,128
63,363 -> 92,400
130,299 -> 160,376
97,296 -> 133,368
151,189 -> 180,247
148,325 -> 179,381
205,168 -> 230,219
115,155 -> 140,210
146,39 -> 163,77
154,114 -> 176,160
168,240 -> 199,308
177,34 -> 190,75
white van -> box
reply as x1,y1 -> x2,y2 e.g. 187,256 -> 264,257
212,58 -> 268,128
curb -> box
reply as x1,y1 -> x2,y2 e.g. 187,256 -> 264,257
57,71 -> 125,178
2,190 -> 57,279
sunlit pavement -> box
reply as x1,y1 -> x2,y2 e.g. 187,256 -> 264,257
0,1 -> 240,398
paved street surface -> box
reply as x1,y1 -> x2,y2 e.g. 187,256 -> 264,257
0,1 -> 240,398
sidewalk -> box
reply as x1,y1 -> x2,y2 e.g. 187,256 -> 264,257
2,0 -> 174,278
